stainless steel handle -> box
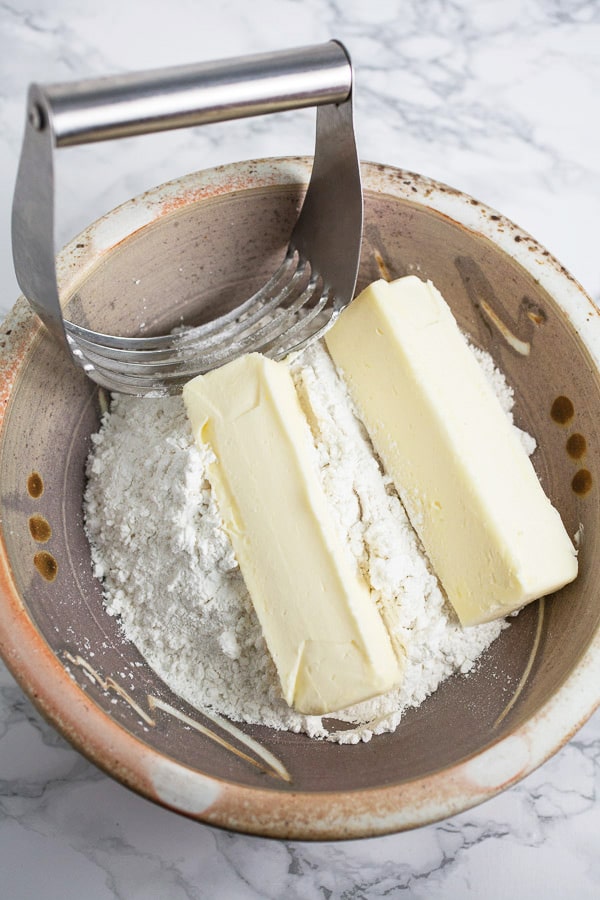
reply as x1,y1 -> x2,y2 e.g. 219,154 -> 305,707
28,42 -> 351,146
12,41 -> 354,355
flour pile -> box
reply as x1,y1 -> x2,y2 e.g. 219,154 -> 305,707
84,342 -> 533,743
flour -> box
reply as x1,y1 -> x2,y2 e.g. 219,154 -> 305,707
84,341 -> 530,743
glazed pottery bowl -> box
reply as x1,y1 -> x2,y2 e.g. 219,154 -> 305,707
1,158 -> 599,839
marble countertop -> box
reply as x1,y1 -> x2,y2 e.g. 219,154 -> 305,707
1,1 -> 599,897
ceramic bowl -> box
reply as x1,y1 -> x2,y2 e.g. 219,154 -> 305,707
1,158 -> 599,840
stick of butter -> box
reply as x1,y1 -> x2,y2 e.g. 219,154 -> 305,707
325,276 -> 578,627
183,353 -> 403,715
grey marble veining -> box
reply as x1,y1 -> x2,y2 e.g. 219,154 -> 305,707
1,1 -> 600,897
1,651 -> 599,899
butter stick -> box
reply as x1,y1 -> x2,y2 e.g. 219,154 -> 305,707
183,353 -> 403,715
325,277 -> 578,626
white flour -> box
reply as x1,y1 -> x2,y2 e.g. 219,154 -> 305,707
84,342 -> 532,743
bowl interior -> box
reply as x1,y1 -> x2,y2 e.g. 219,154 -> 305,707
1,169 -> 599,795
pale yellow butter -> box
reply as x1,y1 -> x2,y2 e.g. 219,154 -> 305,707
183,353 -> 403,715
325,276 -> 578,627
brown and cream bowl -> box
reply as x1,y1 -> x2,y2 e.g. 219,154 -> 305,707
1,158 -> 599,840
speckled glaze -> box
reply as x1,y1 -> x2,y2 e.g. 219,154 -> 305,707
1,158 -> 599,839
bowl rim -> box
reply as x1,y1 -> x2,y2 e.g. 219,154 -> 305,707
1,156 -> 599,840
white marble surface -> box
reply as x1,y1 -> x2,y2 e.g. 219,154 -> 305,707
1,0 -> 599,896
